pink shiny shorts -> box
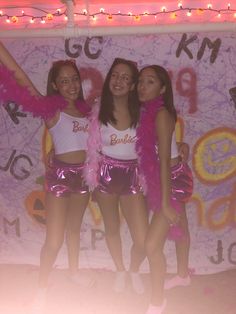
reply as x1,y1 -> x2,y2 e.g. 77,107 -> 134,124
45,158 -> 89,197
96,154 -> 142,195
171,162 -> 193,203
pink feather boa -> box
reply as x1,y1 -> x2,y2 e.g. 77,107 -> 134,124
83,103 -> 102,190
136,96 -> 183,240
0,64 -> 90,119
136,96 -> 163,212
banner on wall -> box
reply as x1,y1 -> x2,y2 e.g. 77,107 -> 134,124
0,32 -> 236,274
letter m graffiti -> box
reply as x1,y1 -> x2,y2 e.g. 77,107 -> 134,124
3,217 -> 20,237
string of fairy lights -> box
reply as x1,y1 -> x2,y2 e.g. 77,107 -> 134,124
0,3 -> 235,25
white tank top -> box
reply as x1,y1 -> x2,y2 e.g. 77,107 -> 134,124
156,130 -> 179,159
170,130 -> 179,158
49,112 -> 89,154
100,123 -> 137,160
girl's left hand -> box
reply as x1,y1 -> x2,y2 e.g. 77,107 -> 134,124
163,204 -> 180,226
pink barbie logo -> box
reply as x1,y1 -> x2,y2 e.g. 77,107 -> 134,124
72,121 -> 89,133
110,134 -> 136,145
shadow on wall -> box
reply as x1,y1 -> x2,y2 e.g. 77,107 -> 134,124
229,87 -> 236,108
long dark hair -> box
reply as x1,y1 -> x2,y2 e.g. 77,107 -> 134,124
46,60 -> 84,100
99,57 -> 140,127
139,65 -> 177,122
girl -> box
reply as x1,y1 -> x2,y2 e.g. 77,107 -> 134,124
85,58 -> 148,294
136,65 -> 193,314
0,42 -> 94,313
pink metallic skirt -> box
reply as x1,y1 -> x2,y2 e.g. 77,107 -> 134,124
45,158 -> 89,197
168,162 -> 193,240
171,162 -> 193,203
96,154 -> 142,195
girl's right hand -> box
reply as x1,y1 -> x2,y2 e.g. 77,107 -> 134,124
177,142 -> 190,162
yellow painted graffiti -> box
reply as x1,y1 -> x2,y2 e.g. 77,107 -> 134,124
206,183 -> 236,230
186,184 -> 236,231
42,127 -> 53,164
188,194 -> 205,226
88,199 -> 102,225
192,127 -> 236,184
175,116 -> 184,142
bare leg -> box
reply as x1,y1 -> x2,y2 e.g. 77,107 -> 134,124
145,212 -> 169,306
120,192 -> 148,272
39,193 -> 68,288
175,205 -> 190,277
120,192 -> 148,294
163,205 -> 191,291
66,192 -> 90,276
95,190 -> 125,271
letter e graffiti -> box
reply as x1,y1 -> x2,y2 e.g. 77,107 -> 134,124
3,217 -> 20,237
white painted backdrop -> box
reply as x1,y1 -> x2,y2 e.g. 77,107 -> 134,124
0,32 -> 236,274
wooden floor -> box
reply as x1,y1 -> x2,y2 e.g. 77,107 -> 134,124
0,265 -> 236,314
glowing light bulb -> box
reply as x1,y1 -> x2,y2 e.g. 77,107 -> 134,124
46,13 -> 53,21
134,15 -> 141,21
30,18 -> 35,23
161,6 -> 166,12
170,12 -> 177,19
178,2 -> 183,9
187,10 -> 192,17
11,16 -> 18,23
197,8 -> 204,15
207,4 -> 212,9
107,14 -> 113,21
82,9 -> 87,15
100,8 -> 105,13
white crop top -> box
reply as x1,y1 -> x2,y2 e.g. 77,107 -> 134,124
100,123 -> 137,160
170,130 -> 179,158
156,130 -> 179,159
49,112 -> 89,154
